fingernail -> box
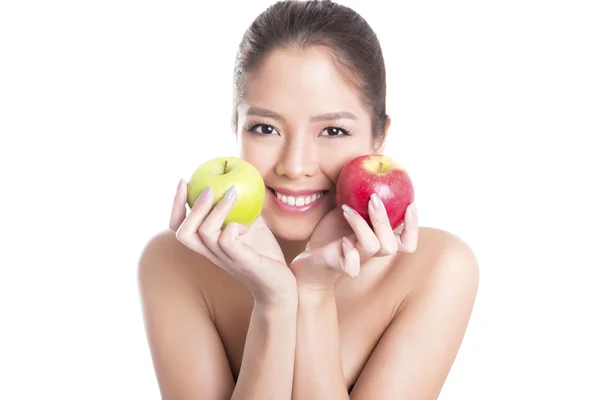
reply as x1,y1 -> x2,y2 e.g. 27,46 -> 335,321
370,193 -> 383,212
199,186 -> 211,201
347,262 -> 359,278
342,204 -> 357,216
342,236 -> 352,252
224,185 -> 237,200
410,203 -> 417,218
177,179 -> 184,191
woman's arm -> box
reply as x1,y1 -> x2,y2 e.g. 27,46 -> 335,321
138,231 -> 298,400
231,298 -> 297,400
292,286 -> 349,400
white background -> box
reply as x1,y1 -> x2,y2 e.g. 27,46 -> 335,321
1,0 -> 599,399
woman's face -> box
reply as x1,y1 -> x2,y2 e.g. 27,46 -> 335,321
237,46 -> 384,241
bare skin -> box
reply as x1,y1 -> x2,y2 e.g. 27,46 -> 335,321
138,46 -> 479,399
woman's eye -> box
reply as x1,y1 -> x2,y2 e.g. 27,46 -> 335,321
322,127 -> 349,137
250,124 -> 278,135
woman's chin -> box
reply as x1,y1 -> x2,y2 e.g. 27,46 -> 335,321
264,217 -> 316,242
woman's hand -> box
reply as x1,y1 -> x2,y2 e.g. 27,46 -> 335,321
169,179 -> 297,305
290,193 -> 418,291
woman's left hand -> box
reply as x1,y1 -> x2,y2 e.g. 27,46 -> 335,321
289,194 -> 418,291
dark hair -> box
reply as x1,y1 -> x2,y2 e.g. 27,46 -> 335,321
232,0 -> 387,139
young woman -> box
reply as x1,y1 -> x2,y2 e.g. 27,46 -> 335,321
138,1 -> 479,399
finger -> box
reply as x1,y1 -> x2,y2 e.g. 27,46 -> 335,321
169,179 -> 187,232
177,186 -> 214,239
342,237 -> 361,277
199,185 -> 237,233
176,187 -> 219,263
219,222 -> 256,268
367,194 -> 399,256
396,203 -> 419,253
394,222 -> 405,235
341,204 -> 381,259
304,242 -> 344,273
198,185 -> 238,261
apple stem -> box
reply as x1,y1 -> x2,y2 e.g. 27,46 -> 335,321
378,161 -> 384,173
224,160 -> 228,174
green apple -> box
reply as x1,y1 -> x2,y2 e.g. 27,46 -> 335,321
187,156 -> 265,228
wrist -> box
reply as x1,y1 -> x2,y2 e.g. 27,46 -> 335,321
253,284 -> 299,311
297,283 -> 336,308
253,299 -> 298,325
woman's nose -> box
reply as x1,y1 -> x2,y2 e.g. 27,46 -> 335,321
274,136 -> 318,179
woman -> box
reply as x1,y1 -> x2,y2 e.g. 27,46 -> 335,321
138,1 -> 479,399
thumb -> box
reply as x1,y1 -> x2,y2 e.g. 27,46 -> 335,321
294,242 -> 342,271
219,222 -> 259,266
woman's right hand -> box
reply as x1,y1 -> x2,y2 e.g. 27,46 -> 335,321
169,179 -> 297,305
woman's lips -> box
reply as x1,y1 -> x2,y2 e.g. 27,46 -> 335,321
267,187 -> 328,214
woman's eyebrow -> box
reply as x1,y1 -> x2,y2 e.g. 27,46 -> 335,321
310,111 -> 357,122
246,107 -> 357,122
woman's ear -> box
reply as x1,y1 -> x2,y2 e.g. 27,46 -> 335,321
373,115 -> 391,154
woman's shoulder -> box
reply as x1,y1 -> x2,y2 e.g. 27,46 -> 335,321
414,226 -> 478,272
415,226 -> 477,258
138,229 -> 202,278
137,229 -> 232,296
388,227 -> 479,299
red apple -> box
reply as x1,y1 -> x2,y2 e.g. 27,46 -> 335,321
336,154 -> 414,230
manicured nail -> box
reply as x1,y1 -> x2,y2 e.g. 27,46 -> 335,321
342,204 -> 357,216
198,186 -> 211,201
224,185 -> 237,200
370,193 -> 383,212
410,203 -> 417,218
342,236 -> 352,252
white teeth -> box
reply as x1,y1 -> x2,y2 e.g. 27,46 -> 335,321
273,190 -> 324,207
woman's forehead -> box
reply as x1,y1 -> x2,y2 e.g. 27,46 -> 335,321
241,48 -> 369,121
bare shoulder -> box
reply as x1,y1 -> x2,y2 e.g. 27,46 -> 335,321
397,226 -> 478,274
415,226 -> 478,262
138,230 -> 195,298
138,228 -> 208,275
418,226 -> 478,270
348,227 -> 480,398
137,229 -> 232,300
381,226 -> 480,311
406,226 -> 479,295
136,230 -> 237,399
